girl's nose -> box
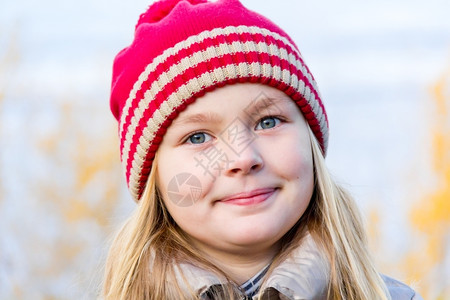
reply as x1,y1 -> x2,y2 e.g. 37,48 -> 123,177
224,140 -> 264,176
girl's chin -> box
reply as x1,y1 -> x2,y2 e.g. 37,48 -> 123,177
221,231 -> 283,249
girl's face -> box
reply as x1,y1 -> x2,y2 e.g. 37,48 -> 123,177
157,83 -> 314,258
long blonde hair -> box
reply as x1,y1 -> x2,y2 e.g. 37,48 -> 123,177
102,128 -> 391,300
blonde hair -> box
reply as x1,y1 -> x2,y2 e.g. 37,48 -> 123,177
102,129 -> 391,300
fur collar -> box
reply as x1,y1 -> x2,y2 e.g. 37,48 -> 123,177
175,233 -> 329,299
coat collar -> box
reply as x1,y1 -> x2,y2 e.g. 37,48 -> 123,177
175,233 -> 330,299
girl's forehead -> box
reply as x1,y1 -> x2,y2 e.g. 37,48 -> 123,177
175,83 -> 295,117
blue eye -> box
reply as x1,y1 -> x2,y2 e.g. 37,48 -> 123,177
186,132 -> 211,144
256,117 -> 280,130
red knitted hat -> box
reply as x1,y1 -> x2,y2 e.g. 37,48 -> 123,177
110,0 -> 329,201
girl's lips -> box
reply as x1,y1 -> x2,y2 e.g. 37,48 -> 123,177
219,188 -> 277,206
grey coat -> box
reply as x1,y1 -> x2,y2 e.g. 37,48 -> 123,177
175,234 -> 423,300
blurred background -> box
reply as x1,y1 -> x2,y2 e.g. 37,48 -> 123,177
0,0 -> 449,299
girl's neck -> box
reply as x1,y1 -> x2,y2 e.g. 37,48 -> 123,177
195,243 -> 280,285
218,256 -> 272,285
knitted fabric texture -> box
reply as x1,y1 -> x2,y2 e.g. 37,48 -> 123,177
110,0 -> 329,201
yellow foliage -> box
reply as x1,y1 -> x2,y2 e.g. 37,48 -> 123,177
65,197 -> 96,222
32,98 -> 123,297
403,62 -> 450,299
367,205 -> 381,253
0,29 -> 21,204
37,101 -> 121,226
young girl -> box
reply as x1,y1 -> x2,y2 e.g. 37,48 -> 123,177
104,0 -> 422,299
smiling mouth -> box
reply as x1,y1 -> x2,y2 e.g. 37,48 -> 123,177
219,188 -> 278,206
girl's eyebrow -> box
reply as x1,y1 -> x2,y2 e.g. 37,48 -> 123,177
172,111 -> 223,127
245,96 -> 287,117
172,96 -> 288,128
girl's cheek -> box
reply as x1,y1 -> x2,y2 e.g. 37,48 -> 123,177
269,133 -> 312,175
158,151 -> 215,206
164,172 -> 204,208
